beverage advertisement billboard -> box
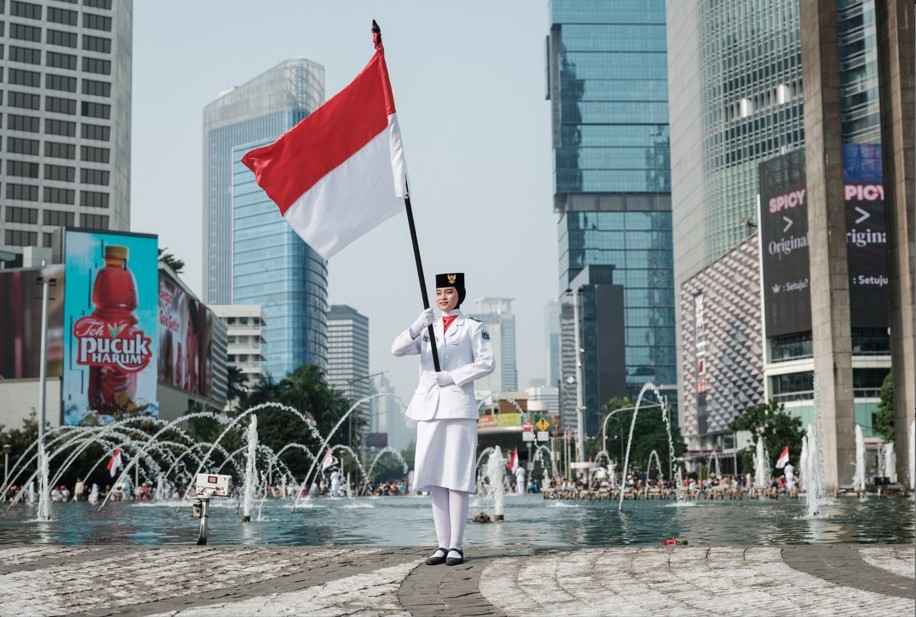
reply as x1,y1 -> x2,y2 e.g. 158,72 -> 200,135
158,271 -> 215,399
62,230 -> 159,425
0,265 -> 65,380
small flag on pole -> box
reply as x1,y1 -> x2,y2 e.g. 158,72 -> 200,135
507,448 -> 519,472
321,447 -> 336,471
107,448 -> 123,478
775,446 -> 790,469
241,23 -> 408,261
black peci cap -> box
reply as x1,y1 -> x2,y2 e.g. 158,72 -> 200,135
435,272 -> 466,307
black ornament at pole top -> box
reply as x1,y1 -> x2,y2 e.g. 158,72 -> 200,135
372,19 -> 382,48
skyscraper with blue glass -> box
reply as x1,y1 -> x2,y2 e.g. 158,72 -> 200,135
547,1 -> 676,435
204,59 -> 329,379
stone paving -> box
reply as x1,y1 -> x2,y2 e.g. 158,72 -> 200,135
0,544 -> 912,616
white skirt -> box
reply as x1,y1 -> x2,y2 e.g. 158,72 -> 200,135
413,418 -> 478,493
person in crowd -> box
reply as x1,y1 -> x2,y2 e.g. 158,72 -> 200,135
392,272 -> 495,566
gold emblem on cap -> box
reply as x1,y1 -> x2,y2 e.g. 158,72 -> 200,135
448,274 -> 457,284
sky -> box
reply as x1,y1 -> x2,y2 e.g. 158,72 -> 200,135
131,1 -> 557,407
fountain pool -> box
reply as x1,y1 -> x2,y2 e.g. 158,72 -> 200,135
0,493 -> 911,547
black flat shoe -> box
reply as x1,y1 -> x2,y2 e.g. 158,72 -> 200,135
445,548 -> 464,566
425,547 -> 448,566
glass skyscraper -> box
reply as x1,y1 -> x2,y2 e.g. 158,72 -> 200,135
204,59 -> 328,379
547,0 -> 676,429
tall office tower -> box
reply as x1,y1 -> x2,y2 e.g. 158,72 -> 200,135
370,372 -> 413,451
471,297 -> 518,395
211,305 -> 266,393
326,304 -> 370,444
545,300 -> 561,388
668,0 -> 912,489
0,0 -> 132,266
547,1 -> 676,433
204,59 -> 328,379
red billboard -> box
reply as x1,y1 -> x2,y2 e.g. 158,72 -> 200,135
158,271 -> 214,398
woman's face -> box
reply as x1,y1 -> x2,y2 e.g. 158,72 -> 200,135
436,286 -> 459,311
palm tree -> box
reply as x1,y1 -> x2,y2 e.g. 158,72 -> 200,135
226,365 -> 248,412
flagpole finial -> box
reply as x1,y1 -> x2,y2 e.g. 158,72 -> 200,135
372,19 -> 382,49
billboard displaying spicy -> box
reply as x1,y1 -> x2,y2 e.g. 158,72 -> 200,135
63,230 -> 159,425
759,144 -> 888,338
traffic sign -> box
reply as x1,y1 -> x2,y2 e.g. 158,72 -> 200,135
536,431 -> 549,442
522,432 -> 535,442
522,421 -> 533,432
535,418 -> 550,432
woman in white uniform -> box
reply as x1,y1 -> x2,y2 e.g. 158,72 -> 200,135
391,272 -> 495,566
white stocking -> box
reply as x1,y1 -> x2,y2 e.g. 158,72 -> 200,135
448,489 -> 469,551
429,486 -> 450,549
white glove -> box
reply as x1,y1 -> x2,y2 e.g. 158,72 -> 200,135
435,371 -> 454,387
409,308 -> 434,338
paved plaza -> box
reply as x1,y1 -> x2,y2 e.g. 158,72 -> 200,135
0,543 -> 913,616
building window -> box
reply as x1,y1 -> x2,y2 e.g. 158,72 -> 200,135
5,229 -> 39,246
44,163 -> 75,181
47,6 -> 78,26
82,57 -> 110,75
80,145 -> 109,163
46,95 -> 76,115
82,13 -> 111,31
44,141 -> 75,159
80,213 -> 109,229
8,114 -> 40,133
82,35 -> 111,53
80,123 -> 110,141
46,51 -> 77,70
80,190 -> 109,208
10,1 -> 43,20
8,91 -> 40,109
47,29 -> 78,48
9,45 -> 41,65
43,209 -> 75,226
43,186 -> 75,204
6,183 -> 39,201
5,205 -> 38,224
46,73 -> 77,92
8,68 -> 41,87
84,0 -> 113,8
79,168 -> 109,185
6,160 -> 39,178
9,23 -> 41,42
7,136 -> 39,154
45,118 -> 76,137
80,101 -> 110,119
82,79 -> 110,97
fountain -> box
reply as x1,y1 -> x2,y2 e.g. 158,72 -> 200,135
852,425 -> 866,493
241,414 -> 258,522
803,423 -> 823,517
882,442 -> 897,484
910,420 -> 915,491
753,435 -> 770,489
361,447 -> 409,495
645,449 -> 662,491
483,446 -> 507,521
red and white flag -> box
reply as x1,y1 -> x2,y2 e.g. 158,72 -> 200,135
242,29 -> 408,260
321,447 -> 335,471
507,448 -> 519,472
107,448 -> 123,477
775,446 -> 790,469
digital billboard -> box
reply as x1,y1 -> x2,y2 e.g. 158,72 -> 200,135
158,271 -> 215,399
759,145 -> 888,338
758,149 -> 811,337
62,230 -> 159,425
0,264 -> 65,380
843,143 -> 887,328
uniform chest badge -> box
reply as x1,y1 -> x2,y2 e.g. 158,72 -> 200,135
422,335 -> 429,342
482,331 -> 490,340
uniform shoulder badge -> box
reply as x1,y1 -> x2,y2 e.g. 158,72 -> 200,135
481,330 -> 490,340
468,316 -> 481,322
422,335 -> 429,342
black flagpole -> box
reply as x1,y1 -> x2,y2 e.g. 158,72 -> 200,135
373,20 -> 441,372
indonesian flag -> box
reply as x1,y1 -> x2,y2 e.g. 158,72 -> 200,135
775,446 -> 790,469
107,448 -> 123,478
507,448 -> 519,472
242,28 -> 408,261
321,447 -> 335,471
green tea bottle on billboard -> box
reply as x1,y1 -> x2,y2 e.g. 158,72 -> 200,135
74,245 -> 152,416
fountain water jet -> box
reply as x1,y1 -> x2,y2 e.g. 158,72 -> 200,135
882,442 -> 897,484
241,414 -> 258,522
803,423 -> 823,517
484,446 -> 507,520
754,436 -> 770,489
852,425 -> 866,493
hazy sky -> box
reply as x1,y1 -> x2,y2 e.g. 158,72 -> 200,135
131,1 -> 557,406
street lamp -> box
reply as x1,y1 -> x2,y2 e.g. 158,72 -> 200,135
601,404 -> 662,467
565,287 -> 586,470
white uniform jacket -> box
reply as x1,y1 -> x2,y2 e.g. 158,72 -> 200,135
391,311 -> 495,422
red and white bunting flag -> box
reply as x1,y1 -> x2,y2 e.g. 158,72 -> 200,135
321,447 -> 334,471
775,446 -> 790,469
107,448 -> 123,478
507,448 -> 519,472
242,36 -> 408,261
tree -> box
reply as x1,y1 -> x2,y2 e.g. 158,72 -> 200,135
874,372 -> 894,442
157,248 -> 185,274
727,399 -> 804,474
226,365 -> 249,412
